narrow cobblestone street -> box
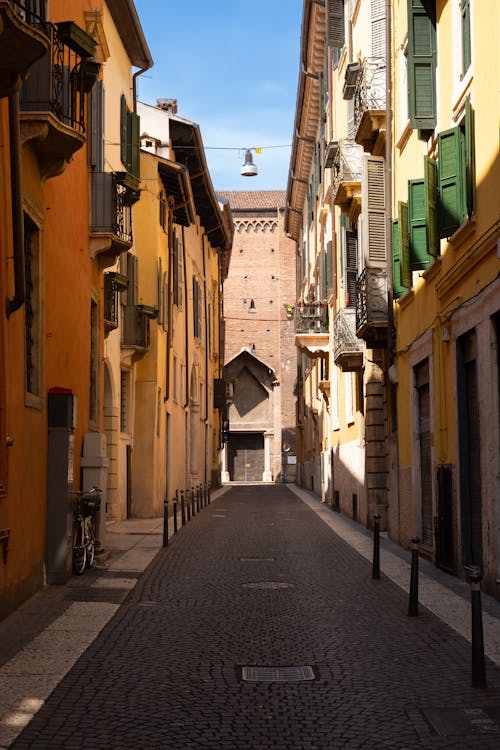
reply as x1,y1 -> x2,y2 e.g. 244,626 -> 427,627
10,486 -> 500,749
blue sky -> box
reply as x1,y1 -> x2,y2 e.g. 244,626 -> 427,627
133,0 -> 303,191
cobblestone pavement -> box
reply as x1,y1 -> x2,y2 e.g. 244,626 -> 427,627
11,485 -> 500,749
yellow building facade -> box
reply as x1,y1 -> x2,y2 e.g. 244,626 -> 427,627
288,0 -> 500,597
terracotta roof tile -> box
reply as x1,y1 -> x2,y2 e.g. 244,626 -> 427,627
219,190 -> 286,211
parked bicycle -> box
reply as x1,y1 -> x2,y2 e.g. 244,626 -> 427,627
72,486 -> 102,575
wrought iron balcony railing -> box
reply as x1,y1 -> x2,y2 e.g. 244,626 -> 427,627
8,0 -> 47,26
20,21 -> 96,133
122,305 -> 151,350
295,302 -> 329,334
0,0 -> 49,97
355,267 -> 388,347
331,139 -> 363,207
104,272 -> 128,332
333,307 -> 363,371
354,56 -> 386,123
91,172 -> 133,246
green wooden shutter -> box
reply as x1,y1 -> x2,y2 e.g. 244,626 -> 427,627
398,201 -> 411,289
460,0 -> 471,75
438,126 -> 466,237
120,94 -> 128,167
407,0 -> 437,130
361,154 -> 387,267
326,0 -> 345,48
464,95 -> 475,217
409,178 -> 431,270
392,220 -> 406,298
324,241 -> 333,299
424,156 -> 439,256
128,111 -> 140,178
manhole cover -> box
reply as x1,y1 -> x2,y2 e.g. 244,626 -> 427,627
242,581 -> 294,590
241,666 -> 315,682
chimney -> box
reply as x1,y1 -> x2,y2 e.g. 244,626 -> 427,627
156,98 -> 178,114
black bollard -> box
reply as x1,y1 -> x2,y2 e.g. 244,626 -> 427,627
186,490 -> 191,521
208,481 -> 211,504
181,494 -> 186,526
464,565 -> 487,688
196,485 -> 200,513
162,499 -> 169,547
408,537 -> 421,617
372,514 -> 381,580
173,499 -> 178,534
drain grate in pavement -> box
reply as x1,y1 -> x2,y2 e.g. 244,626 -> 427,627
239,557 -> 276,562
241,665 -> 316,682
420,707 -> 500,736
241,581 -> 294,590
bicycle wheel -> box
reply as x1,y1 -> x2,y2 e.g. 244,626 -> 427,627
85,517 -> 95,569
72,522 -> 87,575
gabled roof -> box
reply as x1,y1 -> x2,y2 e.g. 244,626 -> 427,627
224,348 -> 277,380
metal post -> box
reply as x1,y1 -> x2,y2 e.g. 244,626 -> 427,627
208,481 -> 211,504
372,514 -> 381,580
465,565 -> 487,688
162,499 -> 169,547
408,537 -> 421,617
173,499 -> 178,534
186,490 -> 191,521
196,485 -> 200,513
181,493 -> 186,526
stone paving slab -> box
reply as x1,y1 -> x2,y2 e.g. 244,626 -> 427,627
7,484 -> 500,750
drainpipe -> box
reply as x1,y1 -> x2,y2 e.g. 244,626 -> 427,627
6,92 -> 25,318
385,0 -> 394,355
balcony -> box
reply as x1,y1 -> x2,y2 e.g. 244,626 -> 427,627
19,21 -> 96,179
90,172 -> 134,269
0,1 -> 49,96
295,302 -> 329,358
331,140 -> 362,212
103,272 -> 128,333
355,268 -> 388,348
354,57 -> 386,154
122,305 -> 153,351
333,308 -> 363,371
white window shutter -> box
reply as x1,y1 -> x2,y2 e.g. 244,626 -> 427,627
361,154 -> 387,267
371,0 -> 386,57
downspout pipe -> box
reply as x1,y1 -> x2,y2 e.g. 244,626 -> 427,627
6,92 -> 25,318
385,0 -> 394,356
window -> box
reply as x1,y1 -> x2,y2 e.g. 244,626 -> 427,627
89,80 -> 104,172
173,232 -> 183,308
361,154 -> 387,267
371,0 -> 386,57
460,0 -> 471,77
159,190 -> 167,231
323,241 -> 333,300
326,0 -> 345,49
345,372 -> 354,425
24,213 -> 42,402
457,330 -> 482,567
438,98 -> 475,238
193,276 -> 202,340
173,355 -> 178,402
407,0 -> 437,132
120,370 -> 131,433
415,359 -> 433,547
120,94 -> 140,178
89,299 -> 98,423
